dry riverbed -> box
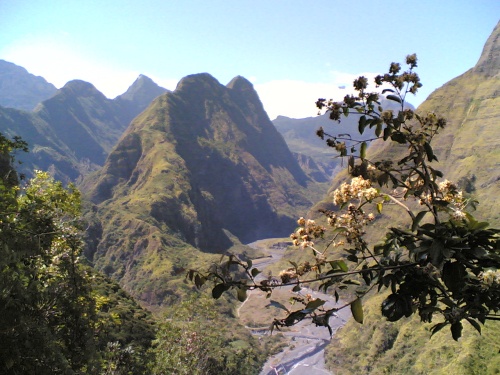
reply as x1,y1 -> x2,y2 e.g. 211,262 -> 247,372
238,239 -> 351,375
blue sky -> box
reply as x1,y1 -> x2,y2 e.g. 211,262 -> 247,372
1,1 -> 498,119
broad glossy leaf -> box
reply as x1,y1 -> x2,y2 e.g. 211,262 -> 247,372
360,142 -> 367,160
451,322 -> 463,341
386,94 -> 402,103
358,115 -> 367,134
411,211 -> 427,232
237,287 -> 247,302
351,298 -> 364,324
304,298 -> 326,312
212,283 -> 227,299
466,318 -> 482,334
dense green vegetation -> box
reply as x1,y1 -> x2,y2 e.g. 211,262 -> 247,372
0,135 -> 157,373
150,294 -> 271,375
0,132 -> 275,374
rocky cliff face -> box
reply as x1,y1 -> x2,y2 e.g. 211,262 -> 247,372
82,73 -> 317,304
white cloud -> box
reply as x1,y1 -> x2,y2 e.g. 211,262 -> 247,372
254,71 -> 381,120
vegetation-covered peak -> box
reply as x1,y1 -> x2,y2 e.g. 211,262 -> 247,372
226,75 -> 254,91
174,72 -> 224,94
116,74 -> 167,102
473,20 -> 500,77
59,79 -> 107,100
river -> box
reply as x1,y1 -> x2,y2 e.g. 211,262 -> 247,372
241,240 -> 351,375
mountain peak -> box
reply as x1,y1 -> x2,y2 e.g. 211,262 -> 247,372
0,59 -> 57,110
117,74 -> 167,103
226,75 -> 254,91
473,20 -> 500,77
175,73 -> 222,93
60,80 -> 105,98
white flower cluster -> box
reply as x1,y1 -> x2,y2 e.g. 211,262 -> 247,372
290,217 -> 325,248
480,269 -> 500,287
327,204 -> 376,245
332,177 -> 379,206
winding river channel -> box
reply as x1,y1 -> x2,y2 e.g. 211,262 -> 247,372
240,240 -> 352,375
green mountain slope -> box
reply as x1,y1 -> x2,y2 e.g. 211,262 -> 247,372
324,20 -> 500,373
81,73 -> 319,306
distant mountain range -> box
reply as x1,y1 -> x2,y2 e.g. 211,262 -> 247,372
0,64 -> 168,182
0,59 -> 57,111
273,98 -> 414,182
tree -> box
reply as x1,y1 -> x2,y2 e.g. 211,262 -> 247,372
0,137 -> 99,373
149,294 -> 264,375
189,54 -> 500,341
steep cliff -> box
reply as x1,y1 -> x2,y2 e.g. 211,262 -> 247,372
82,73 -> 317,305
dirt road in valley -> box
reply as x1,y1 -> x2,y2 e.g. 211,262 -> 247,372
240,240 -> 351,375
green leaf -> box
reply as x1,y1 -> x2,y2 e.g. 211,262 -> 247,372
442,261 -> 466,293
382,88 -> 395,94
334,290 -> 339,303
429,240 -> 444,266
351,298 -> 364,324
194,274 -> 206,288
347,254 -> 358,262
337,260 -> 348,272
358,115 -> 367,134
411,211 -> 427,232
269,300 -> 290,313
423,142 -> 437,162
383,126 -> 392,140
451,322 -> 463,341
430,322 -> 447,336
292,284 -> 301,292
375,122 -> 383,137
212,283 -> 227,299
343,279 -> 361,285
330,260 -> 348,272
237,287 -> 247,302
251,268 -> 261,277
466,318 -> 482,334
360,142 -> 367,160
386,94 -> 402,103
377,202 -> 383,213
304,298 -> 326,312
390,132 -> 406,144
